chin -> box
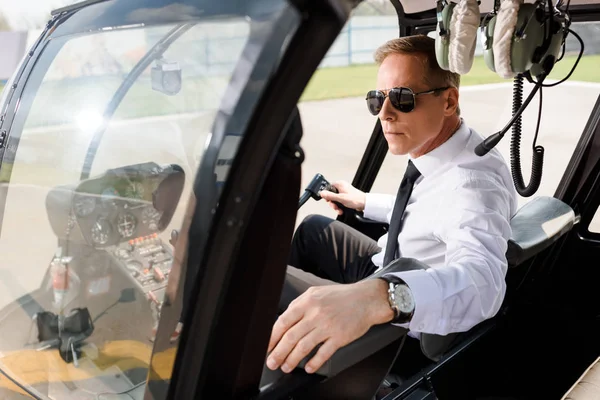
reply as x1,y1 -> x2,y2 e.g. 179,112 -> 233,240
385,135 -> 411,156
387,144 -> 409,156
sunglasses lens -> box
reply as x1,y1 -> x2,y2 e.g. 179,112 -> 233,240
389,88 -> 415,112
366,90 -> 384,115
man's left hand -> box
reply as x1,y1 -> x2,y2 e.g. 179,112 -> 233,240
266,279 -> 393,374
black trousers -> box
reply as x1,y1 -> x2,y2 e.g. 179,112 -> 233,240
284,214 -> 431,378
288,214 -> 381,283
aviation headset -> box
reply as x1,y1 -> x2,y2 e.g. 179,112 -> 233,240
435,0 -> 577,197
435,0 -> 569,78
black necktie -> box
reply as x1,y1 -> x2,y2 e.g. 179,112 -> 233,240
383,160 -> 421,266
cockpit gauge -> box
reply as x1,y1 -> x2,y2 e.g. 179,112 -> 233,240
91,217 -> 111,245
125,181 -> 145,200
141,206 -> 162,231
117,212 -> 137,238
73,194 -> 96,217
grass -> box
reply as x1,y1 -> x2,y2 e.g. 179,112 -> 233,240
300,54 -> 600,102
0,54 -> 596,125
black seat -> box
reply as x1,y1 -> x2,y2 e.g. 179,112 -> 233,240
506,196 -> 576,267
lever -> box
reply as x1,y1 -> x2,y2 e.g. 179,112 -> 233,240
298,173 -> 349,214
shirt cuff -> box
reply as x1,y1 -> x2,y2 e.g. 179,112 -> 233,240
384,269 -> 443,333
363,193 -> 394,222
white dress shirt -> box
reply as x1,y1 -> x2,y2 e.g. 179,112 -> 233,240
363,119 -> 518,337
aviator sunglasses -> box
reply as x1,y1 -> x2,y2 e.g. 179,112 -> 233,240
365,86 -> 450,115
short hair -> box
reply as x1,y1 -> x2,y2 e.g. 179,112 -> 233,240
374,35 -> 461,115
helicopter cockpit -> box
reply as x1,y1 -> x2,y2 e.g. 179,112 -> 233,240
0,0 -> 598,399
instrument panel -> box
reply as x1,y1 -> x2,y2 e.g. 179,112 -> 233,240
73,186 -> 162,247
108,233 -> 173,297
46,162 -> 185,248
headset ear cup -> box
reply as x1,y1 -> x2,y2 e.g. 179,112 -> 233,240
448,0 -> 480,74
493,0 -> 523,78
435,2 -> 456,71
510,2 -> 546,74
482,16 -> 497,72
530,23 -> 566,77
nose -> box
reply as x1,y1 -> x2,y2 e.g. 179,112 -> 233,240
378,96 -> 397,122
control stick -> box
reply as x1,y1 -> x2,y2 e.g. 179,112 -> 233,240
298,173 -> 349,213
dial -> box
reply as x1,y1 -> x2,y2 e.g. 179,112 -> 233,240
73,194 -> 96,217
394,285 -> 415,314
117,212 -> 137,238
125,181 -> 145,200
141,206 -> 162,231
91,217 -> 111,245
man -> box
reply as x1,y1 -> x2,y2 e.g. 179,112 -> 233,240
266,35 -> 518,376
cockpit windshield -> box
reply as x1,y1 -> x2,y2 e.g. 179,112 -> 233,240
0,0 -> 299,398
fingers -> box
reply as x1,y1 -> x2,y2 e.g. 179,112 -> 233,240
319,190 -> 342,203
267,321 -> 338,374
331,180 -> 349,191
277,327 -> 322,373
268,306 -> 303,354
305,338 -> 339,374
267,317 -> 315,371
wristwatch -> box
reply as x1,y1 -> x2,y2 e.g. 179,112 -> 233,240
378,275 -> 415,323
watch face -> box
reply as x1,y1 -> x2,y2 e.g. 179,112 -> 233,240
394,285 -> 415,314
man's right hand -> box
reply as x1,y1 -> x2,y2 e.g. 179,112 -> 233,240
319,181 -> 366,214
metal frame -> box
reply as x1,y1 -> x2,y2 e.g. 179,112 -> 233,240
166,0 -> 356,398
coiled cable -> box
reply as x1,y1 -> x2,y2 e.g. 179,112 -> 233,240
510,75 -> 544,197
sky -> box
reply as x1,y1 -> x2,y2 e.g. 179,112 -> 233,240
0,0 -> 78,30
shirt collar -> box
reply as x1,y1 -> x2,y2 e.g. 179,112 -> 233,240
409,118 -> 470,178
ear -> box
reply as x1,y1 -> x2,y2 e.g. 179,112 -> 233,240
444,87 -> 460,116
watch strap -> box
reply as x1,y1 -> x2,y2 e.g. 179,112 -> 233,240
379,274 -> 405,285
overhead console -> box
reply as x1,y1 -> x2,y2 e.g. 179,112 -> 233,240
45,162 -> 185,248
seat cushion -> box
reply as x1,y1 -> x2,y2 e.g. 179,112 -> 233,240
506,196 -> 575,267
562,357 -> 600,400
